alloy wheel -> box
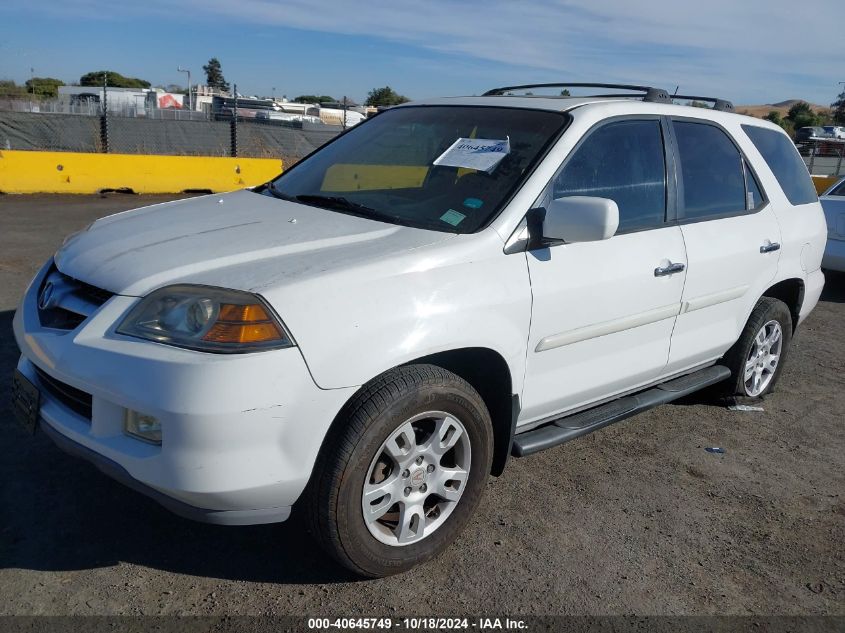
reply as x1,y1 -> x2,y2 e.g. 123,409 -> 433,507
361,411 -> 471,546
744,319 -> 783,397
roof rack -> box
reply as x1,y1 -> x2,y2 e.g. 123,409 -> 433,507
671,94 -> 735,113
482,83 -> 672,104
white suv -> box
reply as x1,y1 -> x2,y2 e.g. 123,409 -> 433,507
12,83 -> 827,577
822,126 -> 845,139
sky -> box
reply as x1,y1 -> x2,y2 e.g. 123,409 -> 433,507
0,0 -> 842,106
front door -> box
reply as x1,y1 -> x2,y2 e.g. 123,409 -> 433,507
520,117 -> 687,424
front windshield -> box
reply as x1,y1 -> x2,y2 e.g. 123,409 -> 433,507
261,105 -> 568,233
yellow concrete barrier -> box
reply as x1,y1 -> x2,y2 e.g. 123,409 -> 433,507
0,150 -> 283,194
811,175 -> 839,195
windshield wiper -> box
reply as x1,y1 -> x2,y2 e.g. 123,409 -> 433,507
264,187 -> 404,225
293,194 -> 398,223
265,181 -> 295,201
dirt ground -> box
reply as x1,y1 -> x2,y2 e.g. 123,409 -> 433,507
0,194 -> 843,617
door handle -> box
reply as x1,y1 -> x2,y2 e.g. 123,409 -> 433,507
760,242 -> 781,254
654,262 -> 686,277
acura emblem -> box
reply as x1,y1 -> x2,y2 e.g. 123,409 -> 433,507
38,281 -> 55,310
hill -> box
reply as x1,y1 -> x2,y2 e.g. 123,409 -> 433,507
735,99 -> 830,119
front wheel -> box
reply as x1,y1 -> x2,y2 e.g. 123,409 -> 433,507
722,297 -> 793,399
308,364 -> 493,577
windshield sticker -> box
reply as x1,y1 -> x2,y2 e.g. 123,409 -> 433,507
463,197 -> 484,209
433,137 -> 510,173
440,209 -> 466,226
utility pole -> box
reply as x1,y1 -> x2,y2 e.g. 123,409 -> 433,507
101,72 -> 109,153
230,83 -> 238,157
30,67 -> 34,112
177,66 -> 192,111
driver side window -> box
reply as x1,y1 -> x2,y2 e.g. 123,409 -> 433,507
552,119 -> 668,233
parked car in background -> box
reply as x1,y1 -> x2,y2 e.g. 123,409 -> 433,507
822,126 -> 845,140
795,126 -> 826,143
821,177 -> 845,271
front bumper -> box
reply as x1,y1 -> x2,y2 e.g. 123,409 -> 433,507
14,262 -> 357,525
822,238 -> 845,273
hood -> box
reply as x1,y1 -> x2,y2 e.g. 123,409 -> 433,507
55,190 -> 454,296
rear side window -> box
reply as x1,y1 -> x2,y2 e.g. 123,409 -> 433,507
553,119 -> 666,232
742,125 -> 818,206
673,121 -> 746,220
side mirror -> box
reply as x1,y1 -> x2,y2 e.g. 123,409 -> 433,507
543,196 -> 619,243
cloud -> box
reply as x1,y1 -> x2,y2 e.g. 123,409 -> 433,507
8,0 -> 842,103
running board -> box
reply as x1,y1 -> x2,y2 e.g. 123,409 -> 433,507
511,365 -> 731,457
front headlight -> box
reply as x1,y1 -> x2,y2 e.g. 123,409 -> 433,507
117,285 -> 293,353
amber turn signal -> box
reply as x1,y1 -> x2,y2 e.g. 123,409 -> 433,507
203,302 -> 284,344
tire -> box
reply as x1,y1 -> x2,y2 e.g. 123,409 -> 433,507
308,364 -> 493,578
722,297 -> 793,399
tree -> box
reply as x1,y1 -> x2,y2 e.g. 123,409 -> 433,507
0,80 -> 28,97
785,101 -> 822,130
80,70 -> 150,88
365,86 -> 409,107
764,110 -> 784,126
763,110 -> 793,134
25,77 -> 64,98
560,89 -> 571,96
294,94 -> 335,104
203,58 -> 230,93
832,90 -> 845,125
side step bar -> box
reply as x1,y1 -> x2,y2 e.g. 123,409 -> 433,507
511,365 -> 731,457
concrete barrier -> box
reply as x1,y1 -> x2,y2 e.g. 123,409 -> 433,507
0,150 -> 283,194
812,174 -> 839,195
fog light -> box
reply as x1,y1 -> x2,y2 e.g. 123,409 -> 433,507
124,410 -> 162,444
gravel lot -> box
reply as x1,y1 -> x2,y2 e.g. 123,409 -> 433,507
1,194 -> 843,617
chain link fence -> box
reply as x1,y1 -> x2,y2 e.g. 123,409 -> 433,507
6,96 -> 841,178
0,98 -> 340,164
798,139 -> 845,177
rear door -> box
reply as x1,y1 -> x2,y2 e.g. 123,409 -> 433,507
664,118 -> 782,374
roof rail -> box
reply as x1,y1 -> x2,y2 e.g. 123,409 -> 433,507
482,83 -> 672,104
672,94 -> 735,113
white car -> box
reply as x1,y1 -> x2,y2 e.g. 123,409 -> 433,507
12,83 -> 827,577
822,126 -> 845,139
821,177 -> 845,271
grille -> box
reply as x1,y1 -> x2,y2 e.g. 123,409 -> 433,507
34,366 -> 93,420
74,279 -> 114,305
37,266 -> 114,330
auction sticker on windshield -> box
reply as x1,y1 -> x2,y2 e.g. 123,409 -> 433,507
433,137 -> 510,172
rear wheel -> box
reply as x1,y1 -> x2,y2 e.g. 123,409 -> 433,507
722,297 -> 793,399
308,364 -> 493,577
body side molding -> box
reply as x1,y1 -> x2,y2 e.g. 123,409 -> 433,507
535,303 -> 680,352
